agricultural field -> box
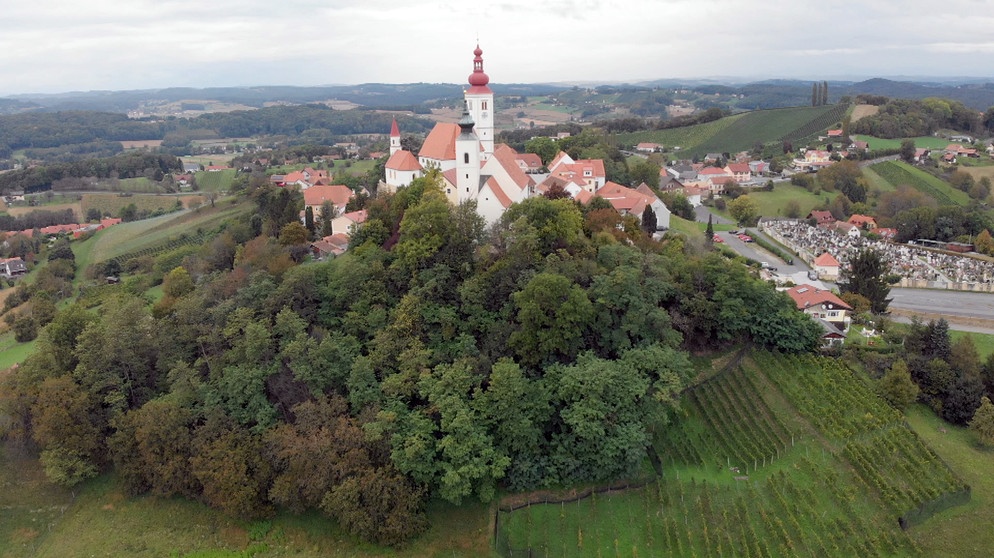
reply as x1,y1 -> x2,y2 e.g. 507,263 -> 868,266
959,164 -> 994,185
75,198 -> 249,266
850,104 -> 880,122
853,135 -> 953,151
616,104 -> 847,158
868,161 -> 971,206
617,115 -> 745,153
861,165 -> 898,194
194,169 -> 237,192
498,352 -> 967,557
80,193 -> 203,219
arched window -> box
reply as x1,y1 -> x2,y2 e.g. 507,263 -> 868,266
482,101 -> 488,110
464,153 -> 469,164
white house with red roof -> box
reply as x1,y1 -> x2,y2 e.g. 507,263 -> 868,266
303,184 -> 354,219
593,181 -> 671,230
332,210 -> 367,237
547,152 -> 606,194
812,252 -> 841,280
724,163 -> 751,183
785,283 -> 852,333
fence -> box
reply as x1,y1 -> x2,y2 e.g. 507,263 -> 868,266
494,477 -> 654,557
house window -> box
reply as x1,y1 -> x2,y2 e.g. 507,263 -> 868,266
464,153 -> 469,164
446,188 -> 451,194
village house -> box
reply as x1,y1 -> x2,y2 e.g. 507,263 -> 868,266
302,184 -> 354,219
635,142 -> 661,153
0,257 -> 27,279
785,283 -> 853,335
807,210 -> 835,227
812,251 -> 840,280
593,181 -> 671,230
847,214 -> 877,230
723,162 -> 751,183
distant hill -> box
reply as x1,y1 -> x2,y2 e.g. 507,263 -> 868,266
4,83 -> 569,113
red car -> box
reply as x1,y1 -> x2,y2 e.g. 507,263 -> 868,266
713,234 -> 723,243
738,234 -> 753,242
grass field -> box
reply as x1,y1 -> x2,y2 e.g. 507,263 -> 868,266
81,193 -> 204,219
869,160 -> 971,206
0,333 -> 36,370
0,442 -> 493,558
906,405 -> 994,558
854,135 -> 953,151
194,169 -> 238,192
749,183 -> 827,218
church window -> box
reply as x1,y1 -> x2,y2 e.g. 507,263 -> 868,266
464,153 -> 469,164
466,188 -> 470,193
482,101 -> 488,110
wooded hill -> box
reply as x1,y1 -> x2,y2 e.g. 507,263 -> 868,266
0,175 -> 821,546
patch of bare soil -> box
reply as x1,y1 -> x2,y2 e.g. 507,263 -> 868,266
850,104 -> 879,122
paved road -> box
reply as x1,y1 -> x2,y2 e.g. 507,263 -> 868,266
888,288 -> 994,323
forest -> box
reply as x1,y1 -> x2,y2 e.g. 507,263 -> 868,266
0,173 -> 821,546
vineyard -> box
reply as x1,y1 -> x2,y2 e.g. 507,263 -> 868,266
108,229 -> 218,266
779,103 -> 850,144
868,161 -> 969,206
616,104 -> 850,158
496,352 -> 967,557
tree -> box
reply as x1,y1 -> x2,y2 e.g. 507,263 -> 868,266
278,221 -> 308,246
630,159 -> 661,189
878,359 -> 919,410
784,199 -> 801,219
641,204 -> 657,235
899,139 -> 916,163
509,272 -> 593,367
983,106 -> 994,134
811,82 -> 818,107
817,160 -> 865,203
705,214 -> 714,249
524,136 -> 559,166
839,249 -> 892,314
975,229 -> 994,256
727,195 -> 759,226
162,266 -> 194,299
304,205 -> 315,237
970,396 -> 994,445
821,81 -> 828,106
319,200 -> 334,237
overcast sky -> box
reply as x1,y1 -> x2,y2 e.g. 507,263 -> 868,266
2,0 -> 994,95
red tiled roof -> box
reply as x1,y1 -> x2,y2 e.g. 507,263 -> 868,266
813,252 -> 840,267
385,150 -> 422,172
726,163 -> 750,174
492,144 -> 533,190
303,185 -> 353,208
419,122 -> 460,161
484,176 -> 513,209
785,284 -> 852,311
698,167 -> 729,175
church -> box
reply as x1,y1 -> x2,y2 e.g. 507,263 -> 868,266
382,44 -> 670,230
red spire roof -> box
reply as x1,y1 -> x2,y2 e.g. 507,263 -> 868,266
390,118 -> 400,137
467,43 -> 492,94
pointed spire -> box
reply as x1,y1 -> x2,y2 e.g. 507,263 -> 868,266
458,101 -> 476,136
390,118 -> 400,138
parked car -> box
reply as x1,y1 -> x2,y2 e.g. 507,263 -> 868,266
738,234 -> 754,242
713,234 -> 724,243
761,261 -> 777,271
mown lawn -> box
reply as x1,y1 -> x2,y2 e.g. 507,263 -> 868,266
854,135 -> 952,151
748,183 -> 827,219
0,332 -> 36,370
906,405 -> 994,558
